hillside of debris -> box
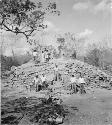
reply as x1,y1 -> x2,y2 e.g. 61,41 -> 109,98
2,58 -> 112,91
1,58 -> 112,125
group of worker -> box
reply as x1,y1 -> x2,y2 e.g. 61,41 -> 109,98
32,49 -> 52,63
29,64 -> 86,94
29,73 -> 47,92
29,64 -> 59,92
70,73 -> 86,94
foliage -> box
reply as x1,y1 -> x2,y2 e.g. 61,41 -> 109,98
0,0 -> 60,43
84,48 -> 102,67
1,53 -> 32,73
85,42 -> 112,75
56,32 -> 77,59
32,44 -> 57,62
1,55 -> 19,72
57,37 -> 65,45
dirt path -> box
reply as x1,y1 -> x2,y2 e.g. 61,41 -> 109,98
62,88 -> 112,125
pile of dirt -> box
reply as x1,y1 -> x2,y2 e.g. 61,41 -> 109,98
3,59 -> 112,91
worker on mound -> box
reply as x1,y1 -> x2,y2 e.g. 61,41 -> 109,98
69,73 -> 86,94
33,74 -> 42,92
40,74 -> 48,90
77,73 -> 86,94
32,50 -> 38,61
70,74 -> 78,94
54,64 -> 62,82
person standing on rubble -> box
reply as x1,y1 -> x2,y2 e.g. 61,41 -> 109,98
77,73 -> 86,94
41,51 -> 45,63
32,50 -> 38,61
47,52 -> 51,62
40,74 -> 48,89
70,74 -> 77,94
110,77 -> 112,88
54,64 -> 59,82
33,74 -> 42,92
44,50 -> 49,62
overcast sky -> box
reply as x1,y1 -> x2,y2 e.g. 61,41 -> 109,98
0,0 -> 112,56
47,0 -> 112,41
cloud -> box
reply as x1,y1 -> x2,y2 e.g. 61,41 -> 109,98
77,29 -> 93,38
73,2 -> 89,10
94,0 -> 111,13
44,21 -> 55,31
43,21 -> 60,32
72,0 -> 112,14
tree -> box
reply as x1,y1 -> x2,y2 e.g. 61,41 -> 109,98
85,48 -> 102,67
0,0 -> 60,44
56,33 -> 77,59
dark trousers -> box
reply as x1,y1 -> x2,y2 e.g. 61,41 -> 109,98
54,72 -> 62,81
30,85 -> 32,91
42,81 -> 48,89
36,84 -> 42,92
33,56 -> 36,61
71,83 -> 77,93
80,83 -> 86,94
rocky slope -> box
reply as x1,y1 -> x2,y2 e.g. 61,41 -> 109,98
3,59 -> 112,90
1,59 -> 112,125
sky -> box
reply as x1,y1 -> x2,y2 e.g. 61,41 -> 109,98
0,0 -> 112,56
47,0 -> 112,41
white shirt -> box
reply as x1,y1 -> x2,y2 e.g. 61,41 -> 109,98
40,76 -> 46,82
54,67 -> 58,72
78,78 -> 85,83
33,52 -> 37,57
70,77 -> 77,83
41,53 -> 45,62
33,77 -> 41,85
44,52 -> 48,58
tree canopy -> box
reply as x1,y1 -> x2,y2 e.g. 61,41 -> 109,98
0,0 -> 60,43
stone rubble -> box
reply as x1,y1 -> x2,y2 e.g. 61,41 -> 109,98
3,59 -> 112,94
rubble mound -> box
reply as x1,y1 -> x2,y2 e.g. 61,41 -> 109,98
1,59 -> 112,125
3,59 -> 112,91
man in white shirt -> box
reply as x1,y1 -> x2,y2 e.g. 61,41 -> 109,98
40,74 -> 48,89
33,74 -> 41,92
33,50 -> 38,61
78,77 -> 85,84
70,75 -> 77,83
77,73 -> 86,94
44,51 -> 49,62
41,51 -> 45,63
70,74 -> 77,93
110,77 -> 112,88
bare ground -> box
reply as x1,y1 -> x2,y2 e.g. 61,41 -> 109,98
1,85 -> 112,125
62,88 -> 112,125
